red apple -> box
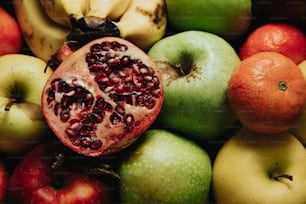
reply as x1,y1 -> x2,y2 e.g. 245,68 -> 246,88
8,141 -> 118,204
0,159 -> 8,202
0,6 -> 22,55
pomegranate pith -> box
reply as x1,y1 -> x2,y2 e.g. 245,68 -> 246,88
42,37 -> 164,157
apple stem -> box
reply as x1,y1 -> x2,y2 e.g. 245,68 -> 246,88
52,152 -> 65,169
51,152 -> 66,189
82,164 -> 120,180
51,152 -> 120,181
271,172 -> 293,181
175,63 -> 186,76
4,98 -> 17,111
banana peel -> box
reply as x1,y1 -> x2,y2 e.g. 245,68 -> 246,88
13,0 -> 167,62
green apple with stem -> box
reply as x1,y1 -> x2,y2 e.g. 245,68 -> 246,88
165,0 -> 252,39
148,30 -> 240,141
118,129 -> 212,204
0,54 -> 53,154
212,128 -> 306,204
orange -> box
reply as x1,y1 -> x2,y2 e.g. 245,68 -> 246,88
239,23 -> 306,64
228,52 -> 306,134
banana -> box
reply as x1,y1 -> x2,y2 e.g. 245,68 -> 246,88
13,0 -> 69,62
86,0 -> 132,20
114,0 -> 167,49
14,0 -> 166,64
39,0 -> 166,49
39,0 -> 87,27
39,0 -> 132,27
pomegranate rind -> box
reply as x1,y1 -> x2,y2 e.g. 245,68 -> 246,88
42,37 -> 163,157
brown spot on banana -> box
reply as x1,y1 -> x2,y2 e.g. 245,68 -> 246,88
136,3 -> 165,29
114,0 -> 167,49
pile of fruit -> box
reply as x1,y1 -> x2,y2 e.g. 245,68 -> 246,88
0,0 -> 305,203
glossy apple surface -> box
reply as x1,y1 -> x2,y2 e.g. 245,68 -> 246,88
165,0 -> 252,39
290,60 -> 306,145
0,54 -> 53,154
213,128 -> 306,204
8,141 -> 117,204
148,31 -> 240,140
118,129 -> 212,203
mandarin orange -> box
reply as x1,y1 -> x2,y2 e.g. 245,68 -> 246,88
228,52 -> 306,134
239,23 -> 306,64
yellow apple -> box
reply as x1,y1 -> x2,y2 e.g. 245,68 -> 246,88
0,54 -> 53,154
213,128 -> 306,204
290,60 -> 306,145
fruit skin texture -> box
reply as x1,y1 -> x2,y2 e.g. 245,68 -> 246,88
0,54 -> 53,154
113,0 -> 167,49
8,142 -> 117,204
118,129 -> 212,204
42,37 -> 164,157
290,60 -> 306,145
239,23 -> 306,64
39,0 -> 167,50
13,0 -> 166,62
0,6 -> 22,55
0,159 -> 8,202
228,52 -> 306,134
212,128 -> 306,204
13,0 -> 69,62
148,30 -> 240,140
165,0 -> 251,39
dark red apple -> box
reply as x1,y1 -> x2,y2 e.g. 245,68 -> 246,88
8,141 -> 118,204
0,159 -> 8,202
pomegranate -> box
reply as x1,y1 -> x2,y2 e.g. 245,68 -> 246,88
42,37 -> 164,157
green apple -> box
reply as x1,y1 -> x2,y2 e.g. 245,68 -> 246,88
148,30 -> 240,141
0,54 -> 53,154
290,60 -> 306,145
165,0 -> 252,39
213,128 -> 306,204
118,129 -> 212,204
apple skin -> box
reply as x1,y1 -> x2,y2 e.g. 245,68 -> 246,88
0,54 -> 53,154
0,159 -> 8,202
165,0 -> 252,39
118,129 -> 212,204
290,60 -> 306,145
212,128 -> 306,204
0,6 -> 22,55
298,60 -> 306,77
148,31 -> 240,141
8,141 -> 117,204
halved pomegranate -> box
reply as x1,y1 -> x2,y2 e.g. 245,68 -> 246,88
42,37 -> 164,157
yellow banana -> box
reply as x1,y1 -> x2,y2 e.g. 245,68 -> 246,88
39,0 -> 166,49
86,0 -> 132,20
39,0 -> 87,27
115,0 -> 167,49
13,0 -> 69,62
14,0 -> 166,64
